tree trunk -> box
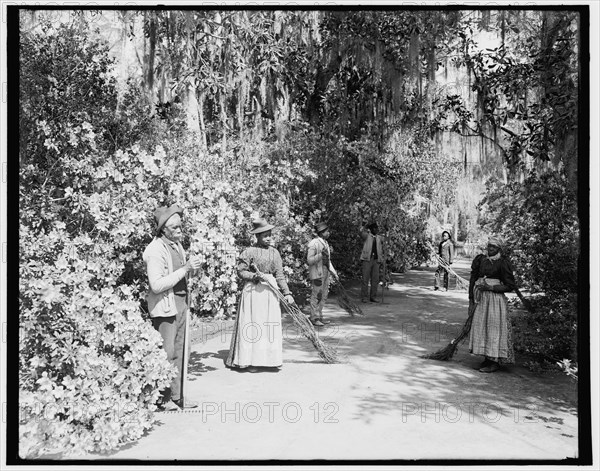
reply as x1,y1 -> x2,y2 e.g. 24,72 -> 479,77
183,84 -> 201,134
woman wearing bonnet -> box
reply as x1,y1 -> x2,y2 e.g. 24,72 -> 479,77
468,236 -> 516,373
225,218 -> 295,372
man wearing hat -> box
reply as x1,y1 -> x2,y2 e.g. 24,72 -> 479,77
360,222 -> 386,303
307,222 -> 338,327
143,204 -> 203,410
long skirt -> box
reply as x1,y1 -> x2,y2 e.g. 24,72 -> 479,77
469,278 -> 515,364
225,275 -> 283,368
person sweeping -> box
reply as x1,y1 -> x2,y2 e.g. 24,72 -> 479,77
423,236 -> 517,373
225,218 -> 295,372
307,221 -> 337,326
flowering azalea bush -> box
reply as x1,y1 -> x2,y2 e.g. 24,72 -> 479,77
18,19 -> 461,457
19,226 -> 176,458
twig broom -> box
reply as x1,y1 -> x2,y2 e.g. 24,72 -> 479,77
331,272 -> 364,316
421,301 -> 477,361
435,255 -> 469,290
250,260 -> 338,363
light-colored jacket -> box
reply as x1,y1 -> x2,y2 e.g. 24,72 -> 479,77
360,228 -> 385,262
143,237 -> 189,318
307,237 -> 337,280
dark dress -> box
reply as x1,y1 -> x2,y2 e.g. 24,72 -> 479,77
468,254 -> 516,362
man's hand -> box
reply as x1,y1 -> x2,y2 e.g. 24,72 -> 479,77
186,255 -> 203,273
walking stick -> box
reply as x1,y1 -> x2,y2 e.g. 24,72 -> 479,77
381,260 -> 387,303
181,267 -> 194,405
181,305 -> 190,403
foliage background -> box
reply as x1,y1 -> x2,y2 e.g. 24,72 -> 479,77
17,9 -> 582,457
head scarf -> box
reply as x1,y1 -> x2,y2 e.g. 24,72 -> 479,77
488,236 -> 504,248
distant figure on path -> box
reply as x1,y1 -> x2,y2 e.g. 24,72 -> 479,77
225,218 -> 295,372
434,230 -> 455,292
468,236 -> 516,373
307,221 -> 338,327
360,222 -> 386,303
143,204 -> 203,410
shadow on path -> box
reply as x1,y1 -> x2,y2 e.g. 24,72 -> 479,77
283,258 -> 577,433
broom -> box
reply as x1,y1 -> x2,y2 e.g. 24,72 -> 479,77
421,301 -> 477,361
422,278 -> 535,361
331,271 -> 364,316
435,255 -> 469,291
249,260 -> 338,363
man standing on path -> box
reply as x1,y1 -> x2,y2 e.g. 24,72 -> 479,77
307,221 -> 338,327
143,204 -> 203,411
360,222 -> 386,303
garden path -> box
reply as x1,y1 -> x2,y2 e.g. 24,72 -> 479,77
90,258 -> 579,461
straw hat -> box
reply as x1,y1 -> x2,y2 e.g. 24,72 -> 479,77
250,218 -> 275,234
315,222 -> 329,234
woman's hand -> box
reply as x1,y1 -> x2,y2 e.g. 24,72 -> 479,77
479,279 -> 493,291
252,273 -> 264,284
284,294 -> 296,305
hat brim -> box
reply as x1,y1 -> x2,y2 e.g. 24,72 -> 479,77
251,224 -> 274,234
156,205 -> 183,233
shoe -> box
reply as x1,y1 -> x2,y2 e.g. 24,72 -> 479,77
174,399 -> 199,409
479,362 -> 500,373
311,319 -> 325,327
477,358 -> 492,369
370,298 -> 380,303
433,287 -> 439,291
159,400 -> 180,412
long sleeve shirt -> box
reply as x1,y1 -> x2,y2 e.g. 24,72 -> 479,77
238,245 -> 291,296
438,239 -> 454,264
468,253 -> 517,300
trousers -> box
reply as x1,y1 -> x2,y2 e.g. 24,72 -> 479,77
361,258 -> 380,299
310,269 -> 330,321
152,305 -> 188,402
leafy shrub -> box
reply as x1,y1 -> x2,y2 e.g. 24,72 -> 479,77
19,226 -> 176,458
18,17 -> 462,457
511,293 -> 577,363
479,170 -> 579,368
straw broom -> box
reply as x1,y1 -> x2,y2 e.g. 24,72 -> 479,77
331,271 -> 364,316
422,271 -> 535,361
422,255 -> 475,360
421,300 -> 477,361
250,260 -> 338,363
435,255 -> 469,290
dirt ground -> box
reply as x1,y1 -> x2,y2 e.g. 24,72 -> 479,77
85,258 -> 579,461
